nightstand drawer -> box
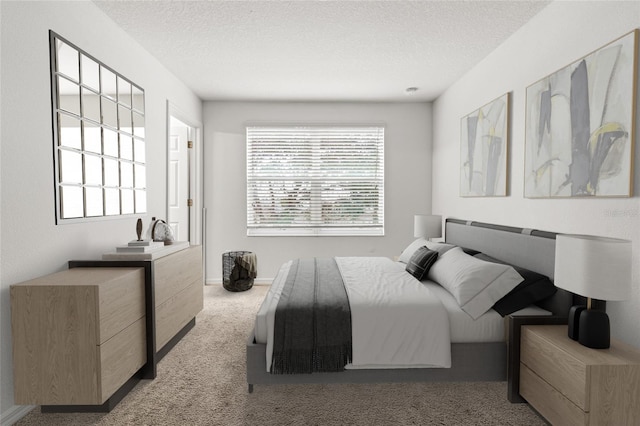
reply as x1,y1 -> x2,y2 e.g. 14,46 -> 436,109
520,325 -> 640,426
520,363 -> 587,426
521,326 -> 588,410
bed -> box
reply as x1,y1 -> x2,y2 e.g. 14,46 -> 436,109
246,218 -> 579,396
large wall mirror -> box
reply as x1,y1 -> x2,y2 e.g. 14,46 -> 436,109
50,30 -> 146,223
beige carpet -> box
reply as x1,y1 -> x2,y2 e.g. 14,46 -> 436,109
16,284 -> 545,425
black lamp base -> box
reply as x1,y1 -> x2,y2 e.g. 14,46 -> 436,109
578,309 -> 610,349
567,305 -> 586,341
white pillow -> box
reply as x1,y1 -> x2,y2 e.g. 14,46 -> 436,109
398,239 -> 456,263
427,247 -> 523,319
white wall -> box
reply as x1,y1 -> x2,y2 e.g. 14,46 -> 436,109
432,1 -> 640,347
0,1 -> 202,423
204,102 -> 432,283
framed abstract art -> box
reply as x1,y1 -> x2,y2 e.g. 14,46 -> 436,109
524,30 -> 638,198
460,93 -> 509,197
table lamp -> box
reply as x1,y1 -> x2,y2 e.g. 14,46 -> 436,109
414,215 -> 442,239
554,234 -> 632,349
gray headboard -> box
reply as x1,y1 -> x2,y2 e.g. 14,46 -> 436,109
444,218 -> 574,317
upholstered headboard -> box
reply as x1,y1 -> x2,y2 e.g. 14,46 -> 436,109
444,218 -> 575,317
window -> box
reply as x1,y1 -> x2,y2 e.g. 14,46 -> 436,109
247,126 -> 384,236
50,31 -> 146,223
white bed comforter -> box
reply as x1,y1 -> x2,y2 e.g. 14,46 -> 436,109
256,257 -> 451,372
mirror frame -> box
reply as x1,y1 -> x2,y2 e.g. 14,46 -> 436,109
49,30 -> 147,223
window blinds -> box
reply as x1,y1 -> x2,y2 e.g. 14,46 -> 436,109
246,126 -> 384,236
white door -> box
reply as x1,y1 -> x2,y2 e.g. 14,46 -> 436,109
168,119 -> 190,241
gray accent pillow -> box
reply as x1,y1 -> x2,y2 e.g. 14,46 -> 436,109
398,239 -> 455,263
405,247 -> 439,280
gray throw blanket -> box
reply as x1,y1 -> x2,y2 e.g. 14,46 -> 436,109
271,258 -> 352,374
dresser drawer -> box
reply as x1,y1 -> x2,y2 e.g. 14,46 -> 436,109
154,246 -> 202,306
520,363 -> 587,426
98,268 -> 145,344
156,278 -> 203,350
99,316 -> 147,402
521,326 -> 588,410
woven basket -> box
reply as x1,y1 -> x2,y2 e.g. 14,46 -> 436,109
222,251 -> 254,292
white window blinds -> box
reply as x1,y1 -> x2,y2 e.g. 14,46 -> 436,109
247,126 -> 384,236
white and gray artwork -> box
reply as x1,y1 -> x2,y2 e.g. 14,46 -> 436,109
524,30 -> 637,198
460,93 -> 509,197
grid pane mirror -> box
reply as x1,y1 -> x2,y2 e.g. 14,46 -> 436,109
50,31 -> 147,223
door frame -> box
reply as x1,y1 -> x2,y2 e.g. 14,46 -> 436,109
166,101 -> 204,246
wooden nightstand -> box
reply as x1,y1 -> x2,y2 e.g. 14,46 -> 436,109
520,325 -> 640,425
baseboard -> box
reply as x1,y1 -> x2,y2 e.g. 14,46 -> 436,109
1,404 -> 35,426
206,278 -> 272,286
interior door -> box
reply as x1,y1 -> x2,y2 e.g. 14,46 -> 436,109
168,119 -> 190,241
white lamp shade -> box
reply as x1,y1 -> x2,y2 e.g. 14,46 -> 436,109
414,215 -> 442,239
554,234 -> 632,301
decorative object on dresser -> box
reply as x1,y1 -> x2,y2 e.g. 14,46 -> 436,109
460,93 -> 509,197
11,245 -> 203,412
116,241 -> 164,253
117,221 -> 165,252
136,218 -> 143,240
554,234 -> 632,349
519,325 -> 640,425
413,214 -> 442,239
524,30 -> 637,198
150,218 -> 175,245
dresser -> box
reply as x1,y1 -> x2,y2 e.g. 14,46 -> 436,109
11,245 -> 203,412
70,245 -> 204,375
153,245 -> 204,353
520,325 -> 640,425
11,267 -> 147,406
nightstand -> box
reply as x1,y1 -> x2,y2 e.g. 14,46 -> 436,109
520,325 -> 640,425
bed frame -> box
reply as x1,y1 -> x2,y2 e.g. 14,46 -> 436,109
246,218 -> 578,397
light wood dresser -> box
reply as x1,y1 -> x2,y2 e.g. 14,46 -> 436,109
11,245 -> 203,412
70,245 -> 204,377
11,267 -> 146,407
520,325 -> 640,425
154,245 -> 204,353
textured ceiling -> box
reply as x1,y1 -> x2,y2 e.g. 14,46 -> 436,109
93,0 -> 550,102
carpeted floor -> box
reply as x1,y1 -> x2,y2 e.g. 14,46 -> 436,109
16,284 -> 546,425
